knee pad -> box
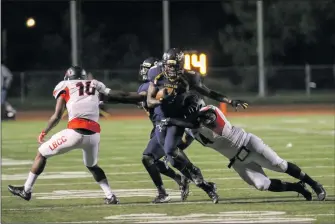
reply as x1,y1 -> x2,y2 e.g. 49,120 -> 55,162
142,154 -> 155,167
277,160 -> 288,172
86,165 -> 106,182
253,178 -> 271,191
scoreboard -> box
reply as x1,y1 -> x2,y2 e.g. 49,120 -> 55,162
183,52 -> 207,76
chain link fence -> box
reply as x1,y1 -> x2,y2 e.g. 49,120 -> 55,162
7,65 -> 335,104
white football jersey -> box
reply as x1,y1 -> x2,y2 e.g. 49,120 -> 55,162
53,80 -> 101,123
186,105 -> 250,158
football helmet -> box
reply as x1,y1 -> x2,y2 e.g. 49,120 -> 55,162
64,66 -> 87,80
162,48 -> 184,81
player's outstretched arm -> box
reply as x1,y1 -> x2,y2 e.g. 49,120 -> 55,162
38,96 -> 66,143
193,83 -> 249,111
91,80 -> 144,104
107,91 -> 145,104
146,82 -> 161,108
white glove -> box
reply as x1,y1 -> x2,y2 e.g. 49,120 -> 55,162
91,79 -> 110,95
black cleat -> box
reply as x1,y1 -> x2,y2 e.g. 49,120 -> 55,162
152,193 -> 171,203
206,182 -> 219,204
8,185 -> 31,201
179,175 -> 190,201
296,181 -> 312,201
311,182 -> 327,201
104,195 -> 119,204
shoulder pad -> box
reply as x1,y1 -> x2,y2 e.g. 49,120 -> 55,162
148,65 -> 162,82
53,81 -> 67,99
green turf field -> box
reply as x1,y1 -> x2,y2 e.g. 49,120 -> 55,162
2,114 -> 335,223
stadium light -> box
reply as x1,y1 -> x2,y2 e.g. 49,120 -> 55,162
26,17 -> 36,28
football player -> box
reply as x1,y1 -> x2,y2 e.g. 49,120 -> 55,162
8,66 -> 144,204
137,57 -> 190,203
159,95 -> 327,201
144,48 -> 248,203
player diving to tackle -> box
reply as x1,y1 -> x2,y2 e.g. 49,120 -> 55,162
145,48 -> 249,203
8,66 -> 144,204
159,95 -> 327,201
137,57 -> 191,203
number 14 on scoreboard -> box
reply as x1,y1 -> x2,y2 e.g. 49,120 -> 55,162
184,53 -> 207,76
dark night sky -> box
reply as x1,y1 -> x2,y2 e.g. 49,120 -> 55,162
2,1 -> 227,70
2,1 -> 334,71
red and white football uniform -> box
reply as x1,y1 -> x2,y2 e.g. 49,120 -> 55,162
185,105 -> 287,191
38,80 -> 103,167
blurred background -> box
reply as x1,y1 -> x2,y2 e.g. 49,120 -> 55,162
1,0 -> 335,118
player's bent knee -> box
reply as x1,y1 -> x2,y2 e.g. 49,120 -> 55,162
142,154 -> 155,166
86,165 -> 106,182
38,145 -> 52,159
277,160 -> 288,172
253,178 -> 271,191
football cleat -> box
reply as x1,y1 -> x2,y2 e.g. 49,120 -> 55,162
206,182 -> 219,204
296,181 -> 312,201
311,182 -> 327,201
8,185 -> 31,201
179,175 -> 190,201
104,195 -> 119,204
152,193 -> 171,204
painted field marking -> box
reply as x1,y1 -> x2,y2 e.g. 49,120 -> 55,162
2,170 -> 334,181
4,163 -> 335,172
1,158 -> 33,166
4,200 -> 335,211
103,211 -> 316,223
29,156 -> 335,164
3,186 -> 335,200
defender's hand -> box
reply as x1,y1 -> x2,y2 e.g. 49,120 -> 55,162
38,131 -> 47,144
230,100 -> 249,111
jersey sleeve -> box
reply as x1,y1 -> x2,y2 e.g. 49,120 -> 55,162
52,81 -> 67,99
185,70 -> 202,88
137,82 -> 149,94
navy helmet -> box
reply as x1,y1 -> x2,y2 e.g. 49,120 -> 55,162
64,66 -> 87,80
139,57 -> 159,82
162,48 -> 184,81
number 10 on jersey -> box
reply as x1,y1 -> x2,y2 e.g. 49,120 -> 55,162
184,53 -> 207,76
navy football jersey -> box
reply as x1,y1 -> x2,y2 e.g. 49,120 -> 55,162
137,82 -> 155,123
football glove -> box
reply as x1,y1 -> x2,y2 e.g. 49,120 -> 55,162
230,100 -> 249,111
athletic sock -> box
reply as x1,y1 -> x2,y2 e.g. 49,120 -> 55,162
24,172 -> 38,193
285,162 -> 317,186
268,179 -> 300,192
98,179 -> 114,198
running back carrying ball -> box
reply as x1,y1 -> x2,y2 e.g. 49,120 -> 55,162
155,87 -> 175,101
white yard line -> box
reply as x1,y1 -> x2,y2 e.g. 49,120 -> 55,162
3,198 -> 335,212
2,174 -> 334,185
4,164 -> 335,172
2,185 -> 334,196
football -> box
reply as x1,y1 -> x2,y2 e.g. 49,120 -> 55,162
155,87 -> 175,100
